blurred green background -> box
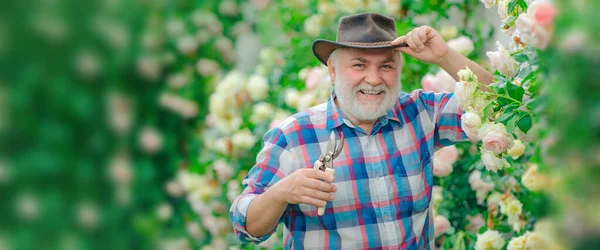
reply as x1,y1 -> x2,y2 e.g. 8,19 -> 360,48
0,0 -> 597,249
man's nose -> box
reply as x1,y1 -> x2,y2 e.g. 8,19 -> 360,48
364,67 -> 382,85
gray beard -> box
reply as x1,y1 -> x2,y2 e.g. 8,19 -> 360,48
334,77 -> 401,122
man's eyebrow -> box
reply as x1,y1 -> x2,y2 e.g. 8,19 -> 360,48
381,57 -> 396,63
350,57 -> 368,63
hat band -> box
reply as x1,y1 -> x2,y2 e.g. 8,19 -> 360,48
338,41 -> 393,46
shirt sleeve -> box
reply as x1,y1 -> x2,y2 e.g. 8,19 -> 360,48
229,126 -> 292,243
417,90 -> 469,150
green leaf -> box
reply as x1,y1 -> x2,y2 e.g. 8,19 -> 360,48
508,0 -> 519,13
506,113 -> 520,133
518,0 -> 528,10
506,83 -> 525,103
514,54 -> 528,63
517,114 -> 533,133
497,112 -> 514,124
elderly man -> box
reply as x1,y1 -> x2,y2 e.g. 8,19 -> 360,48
230,12 -> 493,249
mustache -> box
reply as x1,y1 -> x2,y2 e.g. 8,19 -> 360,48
353,83 -> 389,93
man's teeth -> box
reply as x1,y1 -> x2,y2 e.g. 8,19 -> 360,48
360,90 -> 384,95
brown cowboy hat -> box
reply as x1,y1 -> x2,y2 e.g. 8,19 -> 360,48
312,12 -> 408,66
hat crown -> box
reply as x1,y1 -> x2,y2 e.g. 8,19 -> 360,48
336,13 -> 397,44
311,12 -> 399,65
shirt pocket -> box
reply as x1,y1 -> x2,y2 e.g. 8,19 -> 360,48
393,152 -> 430,216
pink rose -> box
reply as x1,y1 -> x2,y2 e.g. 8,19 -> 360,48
466,213 -> 485,232
421,73 -> 437,92
515,14 -> 552,49
434,215 -> 451,237
433,162 -> 453,177
478,123 -> 513,154
305,66 -> 329,90
529,0 -> 556,26
433,146 -> 459,177
435,70 -> 456,93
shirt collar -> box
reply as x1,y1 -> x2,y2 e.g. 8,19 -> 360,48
325,91 -> 403,130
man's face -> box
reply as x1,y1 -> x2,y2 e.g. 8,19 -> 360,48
329,48 -> 402,122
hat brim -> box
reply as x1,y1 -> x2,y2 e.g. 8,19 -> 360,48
312,39 -> 406,66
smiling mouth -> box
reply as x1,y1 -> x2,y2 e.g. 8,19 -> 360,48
359,90 -> 385,95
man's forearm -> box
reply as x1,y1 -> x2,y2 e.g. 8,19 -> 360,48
438,49 -> 495,85
245,187 -> 288,237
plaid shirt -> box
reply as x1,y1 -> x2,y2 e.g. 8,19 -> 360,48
230,89 -> 467,249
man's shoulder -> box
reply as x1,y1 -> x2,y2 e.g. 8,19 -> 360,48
275,102 -> 328,133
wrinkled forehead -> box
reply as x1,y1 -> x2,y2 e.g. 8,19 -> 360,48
336,47 -> 400,62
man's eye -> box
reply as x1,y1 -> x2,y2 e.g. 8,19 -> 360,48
381,64 -> 393,69
353,64 -> 365,68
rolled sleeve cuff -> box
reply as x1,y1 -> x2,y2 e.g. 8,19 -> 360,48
230,194 -> 277,243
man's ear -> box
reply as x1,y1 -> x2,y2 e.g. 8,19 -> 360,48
327,57 -> 336,83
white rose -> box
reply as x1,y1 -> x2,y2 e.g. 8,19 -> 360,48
507,139 -> 525,159
109,151 -> 133,186
76,203 -> 99,230
156,203 -> 173,221
16,193 -> 39,221
139,127 -> 162,154
167,73 -> 188,89
475,230 -> 506,250
440,24 -> 458,40
214,116 -> 242,134
165,179 -> 185,198
304,14 -> 323,37
487,42 -> 518,78
481,0 -> 497,8
251,102 -> 275,124
136,56 -> 161,81
176,35 -> 198,55
336,0 -> 363,13
284,88 -> 301,109
231,129 -> 257,150
448,36 -> 475,56
296,92 -> 316,111
500,195 -> 523,218
246,74 -> 269,101
457,66 -> 478,83
487,192 -> 503,209
481,151 -> 510,172
186,222 -> 205,240
166,19 -> 185,38
497,0 -> 510,20
454,81 -> 477,110
317,1 -> 337,17
218,1 -> 239,16
213,159 -> 233,182
432,186 -> 443,207
214,37 -> 233,54
227,180 -> 241,202
461,112 -> 481,140
196,59 -> 220,76
521,163 -> 546,191
507,234 -> 527,250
